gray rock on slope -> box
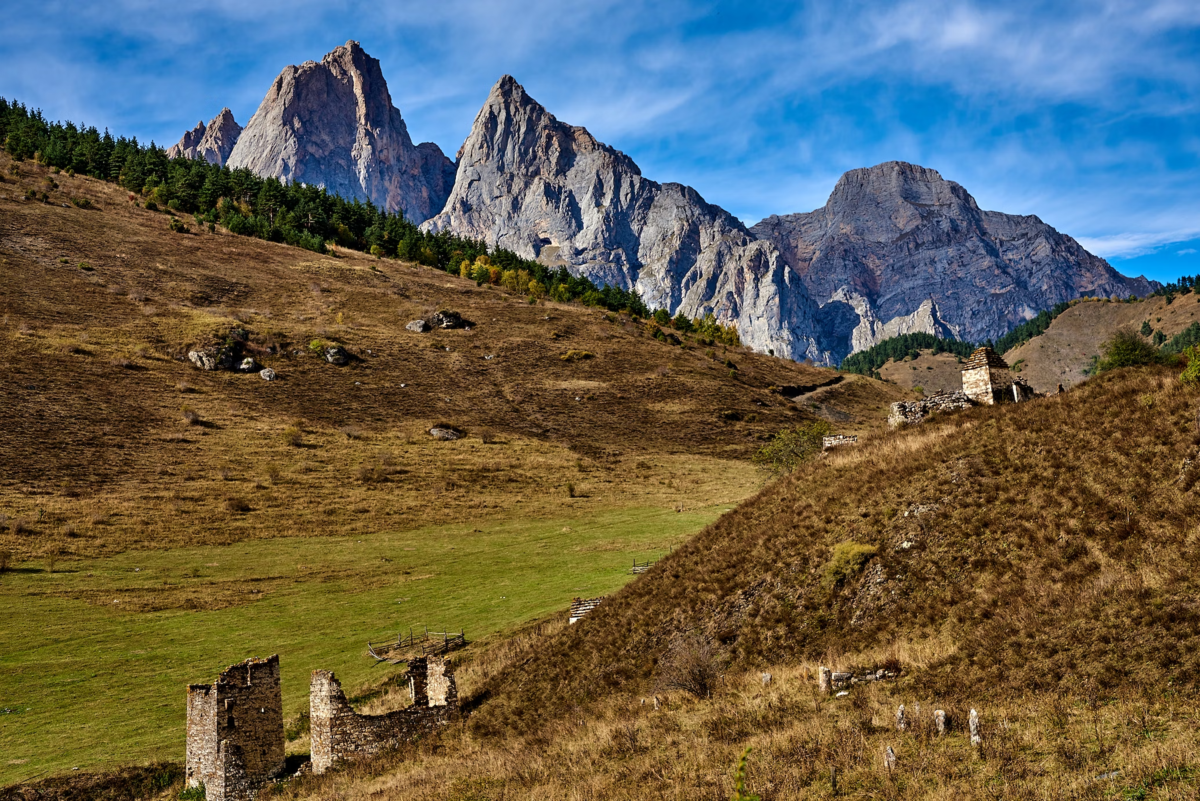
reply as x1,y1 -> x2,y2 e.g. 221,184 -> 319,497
227,41 -> 455,223
751,161 -> 1155,360
422,76 -> 830,362
166,108 -> 242,165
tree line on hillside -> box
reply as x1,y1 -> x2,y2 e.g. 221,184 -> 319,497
838,333 -> 976,377
0,96 -> 688,322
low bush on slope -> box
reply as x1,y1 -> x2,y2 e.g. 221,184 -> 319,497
472,365 -> 1200,734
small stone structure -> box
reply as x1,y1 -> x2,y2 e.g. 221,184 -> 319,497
186,655 -> 284,801
310,656 -> 458,774
961,347 -> 1034,405
888,346 -> 1038,428
818,664 -> 901,693
822,434 -> 858,450
888,391 -> 975,429
569,596 -> 606,624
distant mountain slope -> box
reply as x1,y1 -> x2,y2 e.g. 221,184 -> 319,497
423,75 -> 832,361
222,41 -> 455,223
1005,295 -> 1200,391
751,161 -> 1156,357
165,108 -> 241,165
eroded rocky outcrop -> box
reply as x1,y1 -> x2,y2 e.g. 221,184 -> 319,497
751,161 -> 1155,357
225,41 -> 454,223
422,76 -> 831,361
167,108 -> 242,165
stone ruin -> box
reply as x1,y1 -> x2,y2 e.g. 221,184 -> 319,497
186,654 -> 459,797
310,656 -> 459,774
818,664 -> 901,693
186,655 -> 284,801
889,347 -> 1034,428
822,434 -> 859,450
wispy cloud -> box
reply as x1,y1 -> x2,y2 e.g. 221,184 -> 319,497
1,1 -> 1199,280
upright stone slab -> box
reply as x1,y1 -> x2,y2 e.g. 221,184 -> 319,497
818,666 -> 832,695
969,708 -> 982,746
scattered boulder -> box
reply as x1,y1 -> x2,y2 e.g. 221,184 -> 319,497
431,310 -> 469,329
561,350 -> 595,362
934,709 -> 948,734
406,319 -> 430,333
260,368 -> 277,381
324,346 -> 349,365
239,357 -> 258,372
188,350 -> 217,371
429,427 -> 463,441
969,708 -> 982,746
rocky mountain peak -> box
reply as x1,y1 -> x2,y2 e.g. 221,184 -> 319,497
751,162 -> 1155,358
166,108 -> 242,165
223,41 -> 453,223
424,76 -> 828,362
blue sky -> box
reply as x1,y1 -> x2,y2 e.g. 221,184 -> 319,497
2,0 -> 1199,283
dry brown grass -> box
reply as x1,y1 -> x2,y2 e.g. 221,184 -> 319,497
0,152 -> 906,563
464,366 -> 1200,747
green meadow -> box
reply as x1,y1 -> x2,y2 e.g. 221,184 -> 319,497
0,505 -> 725,786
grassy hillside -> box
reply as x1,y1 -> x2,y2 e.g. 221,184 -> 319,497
1007,296 -> 1200,391
0,152 -> 913,790
0,152 -> 906,565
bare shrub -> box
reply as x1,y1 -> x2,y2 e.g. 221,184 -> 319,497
225,497 -> 251,513
44,548 -> 59,574
358,462 -> 387,484
339,425 -> 363,440
0,549 -> 10,575
265,464 -> 282,485
658,635 -> 726,699
479,428 -> 497,444
181,405 -> 201,425
282,426 -> 304,447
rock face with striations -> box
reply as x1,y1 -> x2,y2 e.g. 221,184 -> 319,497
166,108 -> 242,165
422,76 -> 831,362
750,162 -> 1155,357
225,41 -> 455,224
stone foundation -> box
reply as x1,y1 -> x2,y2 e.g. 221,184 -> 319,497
310,657 -> 458,774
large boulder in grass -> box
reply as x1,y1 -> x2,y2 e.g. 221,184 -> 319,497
406,319 -> 430,333
239,357 -> 258,372
260,368 -> 277,381
429,426 -> 463,441
188,350 -> 217,371
431,310 -> 470,329
324,346 -> 350,365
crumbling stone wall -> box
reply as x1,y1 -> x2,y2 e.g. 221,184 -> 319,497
310,657 -> 458,775
888,391 -> 975,429
186,655 -> 284,801
822,435 -> 858,449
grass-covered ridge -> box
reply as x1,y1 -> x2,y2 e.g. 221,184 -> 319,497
474,365 -> 1200,734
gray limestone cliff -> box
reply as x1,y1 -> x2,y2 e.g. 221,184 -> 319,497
225,41 -> 454,223
751,162 -> 1155,358
167,108 -> 242,165
422,76 -> 831,362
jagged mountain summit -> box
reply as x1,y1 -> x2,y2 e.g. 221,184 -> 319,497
423,75 -> 831,362
221,41 -> 455,224
750,161 -> 1156,353
165,108 -> 242,165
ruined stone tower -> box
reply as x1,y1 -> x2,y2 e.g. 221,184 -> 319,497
310,656 -> 458,774
186,655 -> 284,801
960,346 -> 1015,405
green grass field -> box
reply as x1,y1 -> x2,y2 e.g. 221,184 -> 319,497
0,504 -> 726,786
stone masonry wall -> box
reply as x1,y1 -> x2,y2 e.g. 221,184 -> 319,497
186,654 -> 284,801
310,657 -> 458,775
888,391 -> 975,429
962,365 -> 1014,405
